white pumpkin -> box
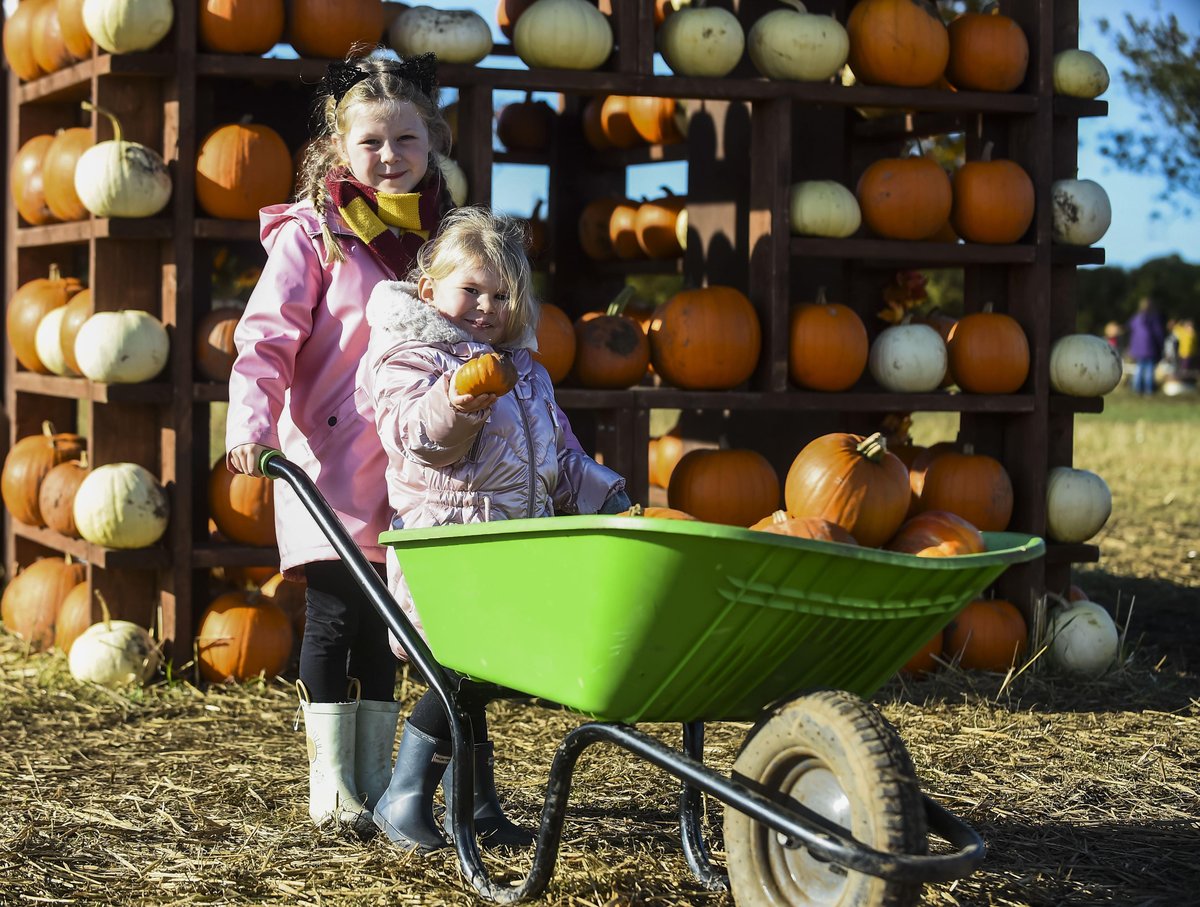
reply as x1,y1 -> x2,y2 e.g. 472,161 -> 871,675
1045,465 -> 1111,543
868,323 -> 947,393
513,0 -> 613,71
789,180 -> 861,237
659,6 -> 745,77
436,154 -> 468,207
747,0 -> 848,82
1051,178 -> 1111,246
389,6 -> 493,65
74,103 -> 172,219
674,206 -> 688,252
69,618 -> 160,686
74,462 -> 169,549
35,307 -> 71,377
1053,49 -> 1109,99
82,0 -> 174,54
74,310 -> 169,384
1049,333 -> 1122,396
1047,601 -> 1119,677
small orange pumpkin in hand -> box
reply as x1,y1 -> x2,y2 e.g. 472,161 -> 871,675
454,352 -> 518,397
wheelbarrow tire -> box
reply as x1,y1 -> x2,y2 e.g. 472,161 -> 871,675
724,689 -> 927,907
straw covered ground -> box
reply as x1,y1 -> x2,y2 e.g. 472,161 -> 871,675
1,393 -> 1197,906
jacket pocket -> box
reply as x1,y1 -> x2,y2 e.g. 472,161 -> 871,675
308,387 -> 369,459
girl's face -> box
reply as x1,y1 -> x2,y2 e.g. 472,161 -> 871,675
419,262 -> 508,345
339,100 -> 431,194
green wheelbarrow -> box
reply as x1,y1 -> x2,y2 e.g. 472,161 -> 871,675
262,452 -> 1043,906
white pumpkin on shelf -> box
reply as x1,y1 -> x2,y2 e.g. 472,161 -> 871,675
658,5 -> 745,77
868,323 -> 947,393
1050,178 -> 1111,246
74,102 -> 172,219
747,0 -> 848,82
74,462 -> 169,550
1052,49 -> 1109,99
82,0 -> 174,54
1046,597 -> 1119,677
1049,333 -> 1122,396
74,310 -> 169,384
389,6 -> 493,65
789,180 -> 861,238
1045,465 -> 1111,543
34,307 -> 72,377
513,0 -> 613,71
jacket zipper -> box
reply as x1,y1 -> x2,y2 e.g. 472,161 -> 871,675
518,394 -> 536,518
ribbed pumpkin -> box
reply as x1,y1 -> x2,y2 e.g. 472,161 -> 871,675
533,302 -> 576,384
945,8 -> 1029,93
513,0 -> 614,71
650,286 -> 762,390
578,197 -> 622,260
846,0 -> 949,87
608,198 -> 644,259
73,463 -> 170,549
647,430 -> 684,489
668,449 -> 780,527
784,432 -> 909,547
195,306 -> 242,382
1,422 -> 86,527
58,0 -> 94,59
750,510 -> 858,545
39,452 -> 91,538
597,95 -> 641,149
31,0 -> 75,75
906,440 -> 957,515
54,581 -> 93,655
627,95 -> 685,145
496,91 -> 555,153
196,122 -> 293,220
571,292 -> 651,389
74,102 -> 173,218
199,0 -> 285,54
658,4 -> 745,78
196,590 -> 293,682
884,510 -> 986,557
288,0 -> 384,59
857,156 -> 952,240
635,189 -> 686,259
946,304 -> 1029,394
209,460 -> 276,547
58,288 -> 94,376
42,127 -> 94,222
455,352 -> 518,396
11,133 -> 58,227
82,0 -> 174,53
3,0 -> 47,80
788,288 -> 868,391
0,556 -> 86,651
951,142 -> 1034,244
916,443 -> 1012,532
8,264 -> 85,373
943,598 -> 1027,671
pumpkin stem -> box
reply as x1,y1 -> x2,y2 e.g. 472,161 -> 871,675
980,140 -> 995,163
770,509 -> 788,524
626,503 -> 644,516
982,301 -> 995,314
531,198 -> 544,220
49,263 -> 62,280
815,286 -> 828,306
95,589 -> 113,630
80,450 -> 90,469
857,431 -> 889,462
81,101 -> 123,144
779,0 -> 808,12
606,285 -> 637,317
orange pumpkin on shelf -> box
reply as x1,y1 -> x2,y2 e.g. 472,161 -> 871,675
650,286 -> 761,391
668,448 -> 780,527
608,198 -> 644,259
634,188 -> 686,259
571,293 -> 651,389
788,289 -> 869,392
598,95 -> 642,149
1,422 -> 87,528
31,0 -> 75,74
847,0 -> 949,88
496,91 -> 556,153
196,121 -> 294,220
196,590 -> 294,682
533,302 -> 576,384
580,96 -> 612,151
916,444 -> 1013,532
199,0 -> 286,55
857,156 -> 952,241
38,453 -> 90,538
951,142 -> 1035,245
647,430 -> 684,489
885,510 -> 986,558
0,556 -> 87,652
627,95 -> 685,145
287,0 -> 384,60
57,0 -> 93,60
945,8 -> 1029,93
3,0 -> 46,80
11,133 -> 58,227
943,598 -> 1028,671
7,264 -> 86,373
750,510 -> 858,545
42,127 -> 94,222
195,307 -> 243,382
946,304 -> 1030,394
578,196 -> 622,260
208,460 -> 276,547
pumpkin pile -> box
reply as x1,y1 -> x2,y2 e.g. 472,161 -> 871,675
582,96 -> 686,150
578,192 -> 688,262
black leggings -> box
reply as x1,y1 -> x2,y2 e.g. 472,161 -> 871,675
407,688 -> 489,743
299,559 -> 396,702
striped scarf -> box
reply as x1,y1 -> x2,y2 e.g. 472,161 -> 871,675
325,168 -> 443,279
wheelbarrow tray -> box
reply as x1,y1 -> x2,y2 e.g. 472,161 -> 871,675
380,517 -> 1043,724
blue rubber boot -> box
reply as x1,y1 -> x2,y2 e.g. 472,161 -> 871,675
442,741 -> 535,848
372,724 -> 451,852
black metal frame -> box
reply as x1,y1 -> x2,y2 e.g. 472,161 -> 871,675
262,452 -> 986,902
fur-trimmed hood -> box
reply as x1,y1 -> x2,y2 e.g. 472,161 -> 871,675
365,280 -> 538,351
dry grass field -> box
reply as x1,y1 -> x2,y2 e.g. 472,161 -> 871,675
2,390 -> 1197,906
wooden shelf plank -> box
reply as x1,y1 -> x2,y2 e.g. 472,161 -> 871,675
12,372 -> 173,404
11,522 -> 171,569
16,53 -> 176,105
495,144 -> 687,168
1050,395 -> 1104,414
790,236 -> 1037,265
16,218 -> 173,247
1044,543 -> 1100,565
194,219 -> 260,241
589,257 -> 683,275
194,382 -> 230,402
556,388 -> 1037,412
191,544 -> 283,568
1051,245 -> 1105,266
1053,97 -> 1108,118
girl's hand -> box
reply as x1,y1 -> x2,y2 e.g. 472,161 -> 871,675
229,442 -> 272,476
450,389 -> 497,413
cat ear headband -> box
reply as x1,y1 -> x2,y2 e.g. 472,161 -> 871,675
320,53 -> 439,103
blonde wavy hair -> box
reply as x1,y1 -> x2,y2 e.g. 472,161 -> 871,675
296,48 -> 453,264
413,206 -> 536,348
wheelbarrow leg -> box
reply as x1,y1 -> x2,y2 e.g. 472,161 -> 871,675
679,722 -> 731,892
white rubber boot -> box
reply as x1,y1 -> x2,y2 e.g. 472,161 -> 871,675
355,699 -> 402,809
296,681 -> 372,834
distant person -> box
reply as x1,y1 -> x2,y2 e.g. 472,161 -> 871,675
1173,318 -> 1195,374
1104,320 -> 1123,352
1125,297 -> 1167,395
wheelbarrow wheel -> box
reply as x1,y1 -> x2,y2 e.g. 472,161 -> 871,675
724,690 -> 927,907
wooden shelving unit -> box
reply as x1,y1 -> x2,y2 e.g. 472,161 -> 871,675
3,0 -> 1103,656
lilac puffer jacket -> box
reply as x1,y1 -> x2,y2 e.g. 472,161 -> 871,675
359,281 -> 625,647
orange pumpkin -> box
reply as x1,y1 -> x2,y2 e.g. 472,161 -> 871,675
578,197 -> 622,260
885,510 -> 986,557
7,264 -> 85,373
0,556 -> 86,651
259,572 -> 308,640
750,510 -> 859,545
650,286 -> 762,390
945,9 -> 1029,93
916,444 -> 1013,532
580,97 -> 612,151
195,307 -> 242,382
533,302 -> 576,384
58,288 -> 94,377
627,95 -> 685,145
946,304 -> 1030,394
1,422 -> 86,527
196,590 -> 294,682
847,0 -> 949,87
619,504 -> 698,520
455,352 -> 519,396
524,198 -> 548,261
54,581 -> 93,655
57,0 -> 94,59
635,189 -> 686,259
951,142 -> 1034,244
287,0 -> 384,59
943,598 -> 1027,671
497,91 -> 555,152
196,122 -> 294,220
857,156 -> 952,240
3,0 -> 46,80
11,133 -> 58,227
41,127 -> 94,222
571,305 -> 650,389
900,630 -> 943,676
39,454 -> 90,538
906,440 -> 956,515
647,430 -> 684,489
784,432 -> 909,548
31,0 -> 74,74
599,95 -> 642,149
208,460 -> 277,547
199,0 -> 286,54
668,449 -> 780,527
788,289 -> 869,391
496,0 -> 538,39
219,564 -> 280,587
1066,583 -> 1089,603
608,198 -> 644,259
